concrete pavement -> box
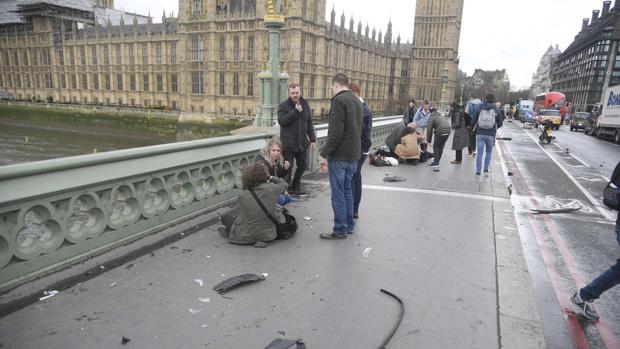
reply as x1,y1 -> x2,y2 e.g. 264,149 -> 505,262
0,136 -> 545,348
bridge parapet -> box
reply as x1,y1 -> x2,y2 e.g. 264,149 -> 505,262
0,116 -> 401,288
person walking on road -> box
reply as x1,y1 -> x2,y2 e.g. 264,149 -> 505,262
319,73 -> 363,239
571,161 -> 620,320
277,83 -> 317,195
349,82 -> 372,219
471,94 -> 503,177
414,99 -> 432,152
402,99 -> 416,125
426,109 -> 452,171
450,102 -> 470,164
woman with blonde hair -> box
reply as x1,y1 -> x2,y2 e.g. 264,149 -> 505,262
256,136 -> 292,205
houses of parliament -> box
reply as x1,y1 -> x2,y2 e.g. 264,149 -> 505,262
0,0 -> 463,118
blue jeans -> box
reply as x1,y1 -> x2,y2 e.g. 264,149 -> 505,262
580,223 -> 620,301
327,159 -> 357,234
476,134 -> 495,173
352,154 -> 367,214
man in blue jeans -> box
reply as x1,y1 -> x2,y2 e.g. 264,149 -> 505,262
571,161 -> 620,320
470,94 -> 503,176
319,73 -> 363,239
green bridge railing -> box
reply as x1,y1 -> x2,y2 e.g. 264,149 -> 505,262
0,116 -> 402,288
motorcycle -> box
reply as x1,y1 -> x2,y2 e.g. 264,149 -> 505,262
538,120 -> 555,144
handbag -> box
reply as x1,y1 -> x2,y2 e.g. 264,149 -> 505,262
249,189 -> 298,240
603,182 -> 620,210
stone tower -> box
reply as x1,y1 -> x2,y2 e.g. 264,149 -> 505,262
410,0 -> 464,110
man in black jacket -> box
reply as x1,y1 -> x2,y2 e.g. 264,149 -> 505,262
277,83 -> 316,194
319,73 -> 363,239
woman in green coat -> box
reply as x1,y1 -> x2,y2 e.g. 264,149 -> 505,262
219,163 -> 288,247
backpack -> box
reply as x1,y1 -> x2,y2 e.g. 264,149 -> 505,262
477,108 -> 497,130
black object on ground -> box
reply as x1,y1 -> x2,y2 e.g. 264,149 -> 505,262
377,289 -> 405,349
531,207 -> 581,214
496,137 -> 512,141
383,176 -> 407,183
264,338 -> 306,349
212,274 -> 266,295
507,172 -> 514,176
121,336 -> 131,345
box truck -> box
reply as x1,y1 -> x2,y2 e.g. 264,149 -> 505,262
596,85 -> 620,143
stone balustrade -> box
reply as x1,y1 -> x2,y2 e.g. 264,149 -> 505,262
0,115 -> 402,288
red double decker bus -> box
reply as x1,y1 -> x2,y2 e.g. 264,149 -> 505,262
534,92 -> 567,116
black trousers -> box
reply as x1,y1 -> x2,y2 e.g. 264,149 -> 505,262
468,131 -> 476,154
455,149 -> 463,162
283,150 -> 307,189
433,134 -> 450,164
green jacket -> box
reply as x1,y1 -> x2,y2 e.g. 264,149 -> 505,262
427,111 -> 452,143
228,177 -> 288,244
320,90 -> 363,161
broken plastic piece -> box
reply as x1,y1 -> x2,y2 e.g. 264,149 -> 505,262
531,207 -> 581,214
507,172 -> 514,176
189,308 -> 202,314
383,176 -> 407,182
212,274 -> 266,295
121,336 -> 131,345
198,297 -> 211,303
378,289 -> 405,349
262,273 -> 269,278
264,338 -> 306,349
194,279 -> 204,287
39,290 -> 59,301
303,216 -> 312,221
362,247 -> 374,257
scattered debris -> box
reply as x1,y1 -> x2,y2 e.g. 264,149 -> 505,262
125,263 -> 136,270
199,297 -> 211,303
362,247 -> 374,257
169,246 -> 179,250
182,249 -> 193,254
213,274 -> 266,295
303,216 -> 312,221
278,331 -> 286,336
507,172 -> 514,176
189,308 -> 202,314
206,256 -> 211,259
221,274 -> 226,277
100,265 -> 106,270
262,273 -> 269,278
383,175 -> 407,182
264,338 -> 306,349
109,278 -> 122,287
194,279 -> 204,287
121,336 -> 131,345
531,207 -> 581,214
201,324 -> 208,328
378,289 -> 405,349
39,290 -> 59,301
496,137 -> 512,141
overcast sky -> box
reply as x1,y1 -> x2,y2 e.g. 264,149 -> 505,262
116,0 -> 607,90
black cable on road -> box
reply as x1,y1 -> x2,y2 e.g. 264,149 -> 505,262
377,289 -> 405,349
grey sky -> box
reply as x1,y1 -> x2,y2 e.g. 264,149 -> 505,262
115,0 -> 606,90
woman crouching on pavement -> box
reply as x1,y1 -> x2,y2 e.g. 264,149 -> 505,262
395,125 -> 422,165
219,162 -> 288,247
255,136 -> 292,205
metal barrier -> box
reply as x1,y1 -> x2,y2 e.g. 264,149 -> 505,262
0,115 -> 402,287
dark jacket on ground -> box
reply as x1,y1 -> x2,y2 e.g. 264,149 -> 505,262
470,102 -> 504,137
361,101 -> 373,154
451,106 -> 470,151
386,124 -> 407,153
402,106 -> 416,125
427,111 -> 452,144
320,90 -> 363,160
277,97 -> 317,152
255,153 -> 289,179
228,177 -> 288,244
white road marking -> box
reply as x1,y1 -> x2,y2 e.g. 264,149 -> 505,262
566,164 -> 586,168
576,177 -> 605,182
520,127 -> 616,221
302,180 -> 510,203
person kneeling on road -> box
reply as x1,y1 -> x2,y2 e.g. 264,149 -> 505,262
394,125 -> 423,165
255,136 -> 292,206
219,163 -> 288,248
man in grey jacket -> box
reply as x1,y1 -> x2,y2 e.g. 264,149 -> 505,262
319,73 -> 363,239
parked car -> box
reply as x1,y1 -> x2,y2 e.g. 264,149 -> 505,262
534,109 -> 562,129
569,112 -> 588,131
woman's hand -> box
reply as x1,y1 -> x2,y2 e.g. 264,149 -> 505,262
283,160 -> 290,170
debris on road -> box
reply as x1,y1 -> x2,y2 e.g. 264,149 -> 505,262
198,297 -> 211,303
362,247 -> 374,257
507,172 -> 514,176
121,336 -> 131,345
262,273 -> 269,278
496,137 -> 512,141
189,308 -> 202,314
264,338 -> 306,349
213,274 -> 266,295
383,175 -> 407,182
378,289 -> 405,349
109,278 -> 122,287
194,279 -> 204,287
201,324 -> 208,328
303,216 -> 312,221
531,207 -> 581,214
39,290 -> 59,301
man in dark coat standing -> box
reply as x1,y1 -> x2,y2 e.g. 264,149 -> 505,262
277,83 -> 316,194
319,73 -> 363,239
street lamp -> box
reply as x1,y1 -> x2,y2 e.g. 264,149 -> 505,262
441,68 -> 449,113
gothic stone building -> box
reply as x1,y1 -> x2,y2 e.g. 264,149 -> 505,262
0,0 -> 464,118
530,45 -> 561,98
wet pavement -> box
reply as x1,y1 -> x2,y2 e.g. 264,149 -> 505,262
0,136 -> 544,348
497,119 -> 620,349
